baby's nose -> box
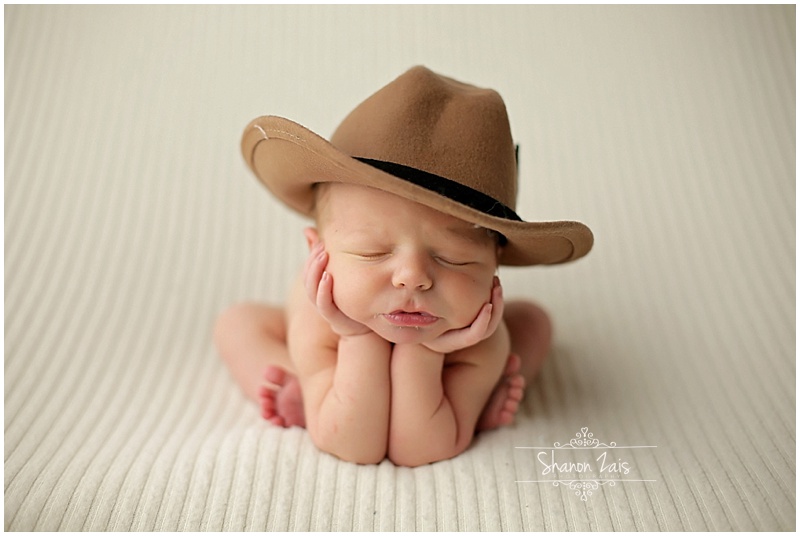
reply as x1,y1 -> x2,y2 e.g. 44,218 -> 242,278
392,255 -> 433,291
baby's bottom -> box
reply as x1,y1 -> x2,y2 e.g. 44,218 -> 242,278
213,301 -> 552,430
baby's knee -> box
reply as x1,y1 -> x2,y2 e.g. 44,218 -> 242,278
505,301 -> 551,331
214,303 -> 247,354
215,303 -> 249,341
215,302 -> 286,345
214,303 -> 268,350
504,300 -> 553,356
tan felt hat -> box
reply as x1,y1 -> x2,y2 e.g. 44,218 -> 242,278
241,66 -> 593,266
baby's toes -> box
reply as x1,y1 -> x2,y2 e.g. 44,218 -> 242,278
503,396 -> 520,414
259,384 -> 284,425
267,415 -> 286,426
260,390 -> 276,416
504,379 -> 526,413
508,386 -> 525,404
496,402 -> 517,426
263,366 -> 287,387
504,353 -> 522,376
507,374 -> 525,398
497,397 -> 520,426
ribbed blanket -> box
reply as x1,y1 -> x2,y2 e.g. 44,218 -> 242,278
5,5 -> 794,531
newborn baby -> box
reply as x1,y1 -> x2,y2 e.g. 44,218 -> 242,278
215,66 -> 593,466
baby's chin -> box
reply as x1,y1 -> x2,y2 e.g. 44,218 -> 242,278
374,326 -> 441,346
365,316 -> 461,346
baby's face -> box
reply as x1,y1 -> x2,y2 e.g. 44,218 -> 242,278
315,183 -> 500,345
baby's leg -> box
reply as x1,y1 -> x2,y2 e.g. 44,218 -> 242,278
476,353 -> 526,431
504,300 -> 552,385
476,301 -> 552,432
214,303 -> 305,426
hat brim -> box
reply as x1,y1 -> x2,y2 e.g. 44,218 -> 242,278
242,116 -> 593,266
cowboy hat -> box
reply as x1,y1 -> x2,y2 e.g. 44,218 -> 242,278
241,66 -> 593,266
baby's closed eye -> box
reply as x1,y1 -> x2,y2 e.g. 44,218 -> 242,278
350,251 -> 391,261
434,255 -> 474,267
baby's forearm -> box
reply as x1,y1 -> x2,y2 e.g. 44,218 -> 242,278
308,332 -> 392,464
388,344 -> 465,467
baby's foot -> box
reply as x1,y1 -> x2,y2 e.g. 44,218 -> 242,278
258,366 -> 306,428
476,353 -> 526,432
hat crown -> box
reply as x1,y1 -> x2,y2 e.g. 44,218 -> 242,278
330,66 -> 518,210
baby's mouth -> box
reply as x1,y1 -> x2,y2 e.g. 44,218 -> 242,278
382,310 -> 440,327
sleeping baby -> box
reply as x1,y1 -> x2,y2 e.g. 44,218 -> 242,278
214,66 -> 592,467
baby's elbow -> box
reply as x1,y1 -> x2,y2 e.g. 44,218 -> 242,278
388,448 -> 460,468
387,450 -> 437,468
336,449 -> 386,465
312,428 -> 387,465
336,443 -> 387,465
388,437 -> 470,467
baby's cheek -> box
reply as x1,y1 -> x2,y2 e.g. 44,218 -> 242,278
451,279 -> 492,325
329,271 -> 368,319
323,257 -> 349,294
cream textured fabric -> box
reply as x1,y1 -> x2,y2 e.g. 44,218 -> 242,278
5,5 -> 794,531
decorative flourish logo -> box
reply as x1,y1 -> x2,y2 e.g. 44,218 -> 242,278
516,427 -> 657,501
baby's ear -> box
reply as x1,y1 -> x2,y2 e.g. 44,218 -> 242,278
303,227 -> 321,251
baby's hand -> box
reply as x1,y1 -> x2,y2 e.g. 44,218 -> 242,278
304,242 -> 372,337
422,276 -> 504,354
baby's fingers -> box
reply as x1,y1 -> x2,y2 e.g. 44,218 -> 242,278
440,304 -> 492,351
457,289 -> 500,346
485,278 -> 505,336
304,244 -> 327,303
315,270 -> 338,319
315,271 -> 370,336
469,302 -> 494,341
